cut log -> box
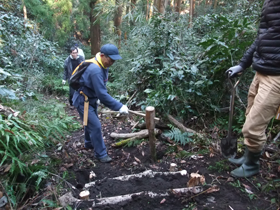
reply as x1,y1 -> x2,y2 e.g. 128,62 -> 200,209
89,186 -> 203,207
85,170 -> 188,188
100,109 -> 160,121
167,114 -> 202,138
110,129 -> 160,140
79,190 -> 90,200
111,136 -> 138,147
137,122 -> 170,129
111,129 -> 161,147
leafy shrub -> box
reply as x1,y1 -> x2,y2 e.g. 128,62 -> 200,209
0,11 -> 66,100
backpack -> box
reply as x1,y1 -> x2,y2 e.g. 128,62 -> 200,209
69,58 -> 101,91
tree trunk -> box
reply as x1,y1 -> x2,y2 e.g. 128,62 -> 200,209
158,0 -> 165,13
213,0 -> 218,10
146,0 -> 150,20
23,5 -> 27,20
130,0 -> 137,25
114,0 -> 123,48
90,0 -> 101,56
189,0 -> 195,27
175,0 -> 181,13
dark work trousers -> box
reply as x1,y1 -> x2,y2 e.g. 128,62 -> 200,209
69,85 -> 75,106
76,104 -> 107,159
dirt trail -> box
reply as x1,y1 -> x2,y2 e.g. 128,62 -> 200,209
59,105 -> 277,210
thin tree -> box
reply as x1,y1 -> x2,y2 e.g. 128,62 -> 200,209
90,0 -> 101,55
175,0 -> 181,13
114,0 -> 123,48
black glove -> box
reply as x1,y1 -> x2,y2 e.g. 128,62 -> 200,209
225,65 -> 244,78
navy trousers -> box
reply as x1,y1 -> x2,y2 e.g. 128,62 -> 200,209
76,104 -> 107,159
69,85 -> 75,106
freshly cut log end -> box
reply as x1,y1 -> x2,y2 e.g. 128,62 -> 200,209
146,106 -> 155,111
169,163 -> 177,172
79,190 -> 90,200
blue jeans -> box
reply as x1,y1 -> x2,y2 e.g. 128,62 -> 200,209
76,104 -> 107,159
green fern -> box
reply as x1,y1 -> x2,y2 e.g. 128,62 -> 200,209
30,170 -> 48,187
164,128 -> 194,146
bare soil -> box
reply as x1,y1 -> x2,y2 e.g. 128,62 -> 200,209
54,104 -> 279,210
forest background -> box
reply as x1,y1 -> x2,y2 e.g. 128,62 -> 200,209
0,0 -> 271,209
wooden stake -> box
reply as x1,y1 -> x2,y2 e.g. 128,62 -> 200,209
146,106 -> 156,162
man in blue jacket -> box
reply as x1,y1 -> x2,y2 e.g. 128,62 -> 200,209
72,44 -> 128,163
226,0 -> 280,177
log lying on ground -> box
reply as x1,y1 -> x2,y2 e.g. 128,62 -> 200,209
90,186 -> 203,208
110,129 -> 160,140
167,114 -> 203,138
85,169 -> 187,188
137,122 -> 170,129
110,129 -> 161,147
101,109 -> 160,121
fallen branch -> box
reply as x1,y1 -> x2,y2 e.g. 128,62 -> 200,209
85,170 -> 187,188
90,187 -> 203,208
167,114 -> 203,138
100,109 -> 160,121
137,122 -> 170,129
110,129 -> 160,140
111,130 -> 161,147
111,136 -> 139,147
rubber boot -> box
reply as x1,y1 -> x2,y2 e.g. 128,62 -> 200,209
230,150 -> 261,178
228,147 -> 248,165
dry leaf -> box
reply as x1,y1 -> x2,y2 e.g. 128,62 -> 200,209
177,145 -> 183,151
64,163 -> 73,168
59,167 -> 67,172
206,185 -> 220,193
264,151 -> 270,159
134,157 -> 141,163
242,183 -> 251,190
245,188 -> 253,194
187,173 -> 205,187
160,198 -> 166,204
227,177 -> 234,182
150,164 -> 159,169
4,165 -> 11,173
89,171 -> 96,179
209,153 -> 215,157
31,159 -> 40,165
13,111 -> 20,117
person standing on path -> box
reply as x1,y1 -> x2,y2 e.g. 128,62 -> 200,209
225,0 -> 280,178
72,44 -> 128,163
62,47 -> 85,106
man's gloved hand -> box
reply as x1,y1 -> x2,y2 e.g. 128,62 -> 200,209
97,99 -> 101,105
62,80 -> 66,85
119,105 -> 129,114
225,65 -> 244,78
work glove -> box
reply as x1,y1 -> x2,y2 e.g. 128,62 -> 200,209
97,99 -> 101,105
225,65 -> 244,78
119,105 -> 129,114
62,80 -> 66,85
